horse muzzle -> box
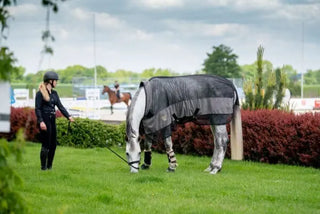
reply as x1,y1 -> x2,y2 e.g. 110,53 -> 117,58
130,166 -> 139,173
128,160 -> 140,173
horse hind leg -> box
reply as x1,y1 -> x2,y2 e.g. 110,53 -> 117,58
205,125 -> 228,175
141,136 -> 153,170
164,136 -> 177,172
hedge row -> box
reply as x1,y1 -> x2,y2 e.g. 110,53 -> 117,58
56,118 -> 125,148
241,110 -> 320,168
1,107 -> 319,168
0,107 -> 52,142
153,110 -> 320,168
0,107 -> 125,148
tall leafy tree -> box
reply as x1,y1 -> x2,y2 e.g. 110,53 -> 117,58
243,45 -> 287,110
203,44 -> 241,78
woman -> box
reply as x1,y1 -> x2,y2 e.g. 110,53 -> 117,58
35,71 -> 74,170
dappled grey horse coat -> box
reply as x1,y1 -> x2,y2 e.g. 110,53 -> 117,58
139,75 -> 239,140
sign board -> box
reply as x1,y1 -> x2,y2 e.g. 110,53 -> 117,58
85,88 -> 100,100
315,100 -> 320,109
85,88 -> 100,119
14,89 -> 29,99
0,82 -> 11,132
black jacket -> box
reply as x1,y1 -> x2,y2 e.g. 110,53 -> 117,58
35,90 -> 70,124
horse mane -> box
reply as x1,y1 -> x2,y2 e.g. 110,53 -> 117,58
126,87 -> 143,138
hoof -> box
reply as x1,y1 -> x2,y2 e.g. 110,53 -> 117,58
204,165 -> 213,172
166,167 -> 176,172
141,164 -> 150,170
130,168 -> 139,173
209,167 -> 221,175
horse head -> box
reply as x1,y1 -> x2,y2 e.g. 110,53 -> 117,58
125,135 -> 141,173
102,85 -> 110,95
125,87 -> 146,173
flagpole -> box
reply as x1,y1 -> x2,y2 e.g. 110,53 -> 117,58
93,13 -> 97,88
301,21 -> 304,99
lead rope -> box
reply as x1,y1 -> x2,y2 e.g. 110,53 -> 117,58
68,121 -> 140,170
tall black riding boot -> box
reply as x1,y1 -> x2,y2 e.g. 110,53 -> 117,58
47,148 -> 56,170
40,148 -> 49,170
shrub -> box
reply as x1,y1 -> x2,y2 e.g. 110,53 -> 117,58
241,110 -> 320,168
0,130 -> 28,214
152,110 -> 320,168
0,107 -> 63,142
56,118 -> 125,148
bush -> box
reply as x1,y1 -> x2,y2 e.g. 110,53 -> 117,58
0,130 -> 28,214
0,107 -> 63,142
152,110 -> 320,168
56,118 -> 125,148
242,110 -> 320,168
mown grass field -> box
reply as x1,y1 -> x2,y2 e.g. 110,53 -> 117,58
10,143 -> 320,214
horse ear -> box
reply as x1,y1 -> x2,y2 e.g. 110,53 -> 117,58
103,85 -> 106,87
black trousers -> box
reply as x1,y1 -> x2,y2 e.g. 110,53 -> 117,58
39,114 -> 57,168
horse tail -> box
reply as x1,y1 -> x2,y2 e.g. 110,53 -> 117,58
230,104 -> 243,161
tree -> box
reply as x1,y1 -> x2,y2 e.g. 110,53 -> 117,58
9,66 -> 25,83
242,45 -> 287,110
38,0 -> 66,69
304,69 -> 320,85
203,44 -> 241,78
241,60 -> 274,83
1,0 -> 65,81
141,68 -> 177,79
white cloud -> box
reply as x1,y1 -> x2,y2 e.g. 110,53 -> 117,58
95,12 -> 125,30
163,20 -> 248,37
9,3 -> 40,17
132,29 -> 153,40
272,3 -> 320,22
134,0 -> 184,9
56,28 -> 69,40
206,0 -> 281,11
70,8 -> 92,21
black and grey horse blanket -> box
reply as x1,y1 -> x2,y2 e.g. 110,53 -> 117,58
139,75 -> 239,139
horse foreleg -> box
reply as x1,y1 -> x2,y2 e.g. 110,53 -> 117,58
141,136 -> 153,170
205,125 -> 228,175
164,136 -> 177,172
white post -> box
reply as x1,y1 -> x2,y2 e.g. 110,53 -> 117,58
230,105 -> 243,160
93,13 -> 97,88
0,82 -> 11,133
301,21 -> 304,99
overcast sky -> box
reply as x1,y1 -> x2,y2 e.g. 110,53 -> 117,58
5,0 -> 320,75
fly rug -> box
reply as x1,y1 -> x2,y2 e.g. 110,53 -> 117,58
125,75 -> 243,174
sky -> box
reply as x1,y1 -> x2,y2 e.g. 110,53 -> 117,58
4,0 -> 320,75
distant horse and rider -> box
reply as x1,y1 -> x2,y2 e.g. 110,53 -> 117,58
102,82 -> 132,114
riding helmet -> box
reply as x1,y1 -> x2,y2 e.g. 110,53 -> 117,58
43,71 -> 59,82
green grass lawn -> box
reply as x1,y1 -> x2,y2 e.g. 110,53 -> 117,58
10,143 -> 320,214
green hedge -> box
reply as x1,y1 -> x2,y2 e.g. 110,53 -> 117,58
56,118 -> 126,148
